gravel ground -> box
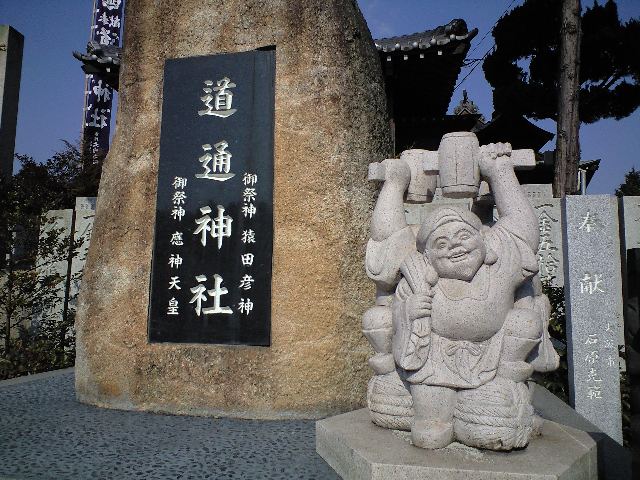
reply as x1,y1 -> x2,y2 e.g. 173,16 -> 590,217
0,370 -> 340,480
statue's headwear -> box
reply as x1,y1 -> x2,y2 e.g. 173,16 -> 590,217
416,206 -> 483,253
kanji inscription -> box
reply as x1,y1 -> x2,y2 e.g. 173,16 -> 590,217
562,195 -> 623,444
148,49 -> 275,345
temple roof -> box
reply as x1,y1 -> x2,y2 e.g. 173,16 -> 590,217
375,19 -> 478,54
376,20 -> 478,153
454,90 -> 484,118
475,112 -> 554,152
515,152 -> 600,187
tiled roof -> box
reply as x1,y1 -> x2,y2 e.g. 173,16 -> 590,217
73,41 -> 122,89
374,19 -> 478,53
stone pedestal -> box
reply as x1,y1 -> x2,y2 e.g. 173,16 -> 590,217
75,0 -> 391,419
316,409 -> 597,480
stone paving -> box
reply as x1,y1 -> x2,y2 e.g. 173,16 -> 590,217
0,369 -> 340,480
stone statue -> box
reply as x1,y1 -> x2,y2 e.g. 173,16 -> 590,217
363,132 -> 559,451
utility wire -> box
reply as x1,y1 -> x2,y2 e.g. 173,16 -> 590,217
454,0 -> 521,91
468,0 -> 520,54
453,45 -> 494,92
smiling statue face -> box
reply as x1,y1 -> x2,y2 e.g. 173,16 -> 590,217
426,221 -> 486,281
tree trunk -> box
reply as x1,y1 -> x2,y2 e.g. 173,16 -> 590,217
554,0 -> 581,197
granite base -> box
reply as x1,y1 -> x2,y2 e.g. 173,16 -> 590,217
316,408 -> 597,480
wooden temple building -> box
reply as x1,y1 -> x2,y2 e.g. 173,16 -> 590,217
375,19 -> 599,190
375,19 -> 479,153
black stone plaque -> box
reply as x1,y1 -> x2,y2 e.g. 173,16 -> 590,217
148,49 -> 275,345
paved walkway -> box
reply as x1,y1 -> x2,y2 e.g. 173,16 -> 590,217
0,369 -> 339,480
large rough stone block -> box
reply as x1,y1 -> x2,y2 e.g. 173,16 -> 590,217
75,0 -> 391,418
316,409 -> 597,480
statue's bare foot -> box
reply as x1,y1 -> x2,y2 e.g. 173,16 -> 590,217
411,420 -> 453,449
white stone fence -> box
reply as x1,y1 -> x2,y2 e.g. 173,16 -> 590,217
35,197 -> 96,327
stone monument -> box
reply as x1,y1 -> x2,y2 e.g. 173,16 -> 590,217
35,209 -> 74,328
75,0 -> 391,418
69,197 -> 97,309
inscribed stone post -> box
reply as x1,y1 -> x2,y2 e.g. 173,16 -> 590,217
620,196 -> 640,251
618,196 -> 640,376
562,195 -> 623,444
68,198 -> 96,309
522,183 -> 553,200
35,209 -> 73,329
75,0 -> 391,418
494,192 -> 564,287
532,199 -> 564,287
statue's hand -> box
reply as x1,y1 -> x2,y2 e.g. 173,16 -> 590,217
405,292 -> 432,322
479,142 -> 512,180
381,158 -> 411,191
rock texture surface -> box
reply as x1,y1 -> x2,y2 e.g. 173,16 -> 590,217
75,0 -> 391,418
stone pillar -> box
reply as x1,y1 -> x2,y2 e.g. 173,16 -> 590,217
69,198 -> 96,310
619,197 -> 640,471
624,248 -> 640,476
35,209 -> 74,329
492,185 -> 564,287
0,25 -> 23,180
562,195 -> 623,444
75,0 -> 391,418
532,199 -> 564,287
619,196 -> 640,252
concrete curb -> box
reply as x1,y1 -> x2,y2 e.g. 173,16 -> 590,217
0,367 -> 74,388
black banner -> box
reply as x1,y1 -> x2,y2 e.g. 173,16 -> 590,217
82,0 -> 124,156
148,49 -> 275,345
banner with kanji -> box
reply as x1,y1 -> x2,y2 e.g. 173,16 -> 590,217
82,0 -> 124,156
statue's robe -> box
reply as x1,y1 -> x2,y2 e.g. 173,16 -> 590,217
368,220 -> 554,390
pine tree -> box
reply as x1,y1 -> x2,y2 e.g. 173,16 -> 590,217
483,0 -> 640,124
615,167 -> 640,197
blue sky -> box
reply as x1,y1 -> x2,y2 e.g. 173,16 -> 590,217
2,0 -> 639,194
